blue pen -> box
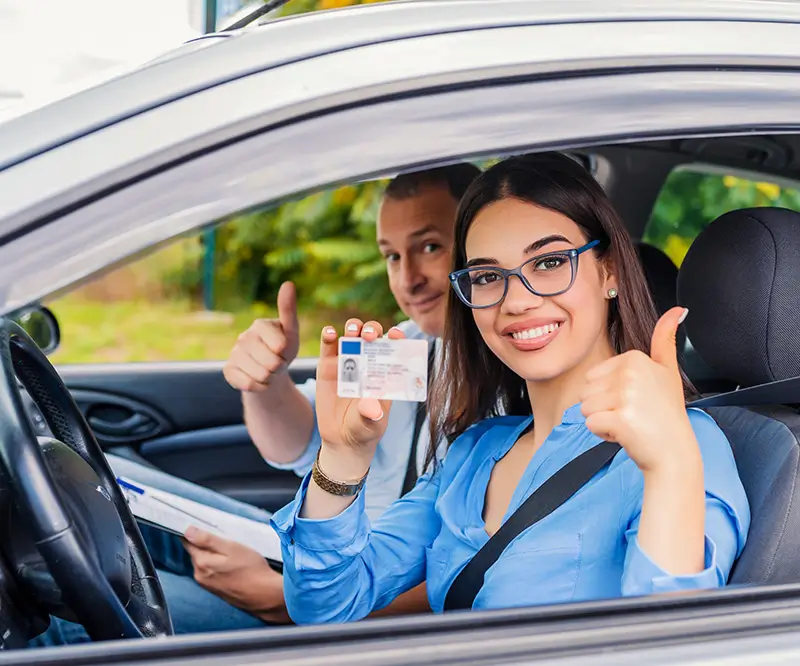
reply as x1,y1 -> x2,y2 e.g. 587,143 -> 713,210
117,477 -> 144,495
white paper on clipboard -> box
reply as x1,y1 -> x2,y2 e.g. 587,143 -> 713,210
116,476 -> 283,563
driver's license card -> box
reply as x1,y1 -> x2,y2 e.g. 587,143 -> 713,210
337,337 -> 428,402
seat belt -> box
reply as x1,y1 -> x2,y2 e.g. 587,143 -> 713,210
442,373 -> 800,611
401,344 -> 436,496
688,374 -> 800,408
443,440 -> 621,611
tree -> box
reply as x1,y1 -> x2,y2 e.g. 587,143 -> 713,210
166,0 -> 399,321
166,178 -> 399,320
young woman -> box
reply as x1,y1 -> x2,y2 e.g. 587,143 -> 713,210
271,153 -> 750,623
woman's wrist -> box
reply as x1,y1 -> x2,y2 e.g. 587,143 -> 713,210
640,420 -> 702,478
317,443 -> 372,486
302,444 -> 372,519
642,446 -> 703,489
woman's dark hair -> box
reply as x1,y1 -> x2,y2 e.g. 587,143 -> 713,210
426,152 -> 693,468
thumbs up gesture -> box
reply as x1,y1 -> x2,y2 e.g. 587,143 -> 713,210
223,281 -> 301,393
580,307 -> 695,473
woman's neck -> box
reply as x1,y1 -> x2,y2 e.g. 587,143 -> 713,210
525,337 -> 617,446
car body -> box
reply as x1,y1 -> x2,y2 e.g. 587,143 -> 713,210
3,0 -> 800,663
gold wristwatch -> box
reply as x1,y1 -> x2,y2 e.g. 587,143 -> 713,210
311,448 -> 369,497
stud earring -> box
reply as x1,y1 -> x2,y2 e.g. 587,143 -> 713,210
607,288 -> 618,299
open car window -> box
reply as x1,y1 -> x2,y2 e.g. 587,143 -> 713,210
644,166 -> 800,265
42,180 -> 399,365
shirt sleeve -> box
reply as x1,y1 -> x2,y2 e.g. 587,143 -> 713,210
621,408 -> 751,597
270,466 -> 442,625
258,378 -> 321,476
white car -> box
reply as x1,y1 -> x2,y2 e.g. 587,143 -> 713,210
1,0 -> 800,663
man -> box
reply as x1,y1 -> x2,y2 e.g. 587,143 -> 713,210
31,162 -> 480,646
228,164 -> 477,519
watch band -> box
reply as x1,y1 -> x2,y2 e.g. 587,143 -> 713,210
311,448 -> 368,497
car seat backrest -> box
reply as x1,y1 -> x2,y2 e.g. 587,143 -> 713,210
635,241 -> 731,393
678,207 -> 800,584
635,242 -> 678,315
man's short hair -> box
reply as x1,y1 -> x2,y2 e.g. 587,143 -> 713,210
384,163 -> 482,205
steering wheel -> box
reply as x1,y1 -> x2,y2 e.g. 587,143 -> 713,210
0,319 -> 173,642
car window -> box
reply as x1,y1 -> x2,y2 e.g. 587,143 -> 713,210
41,150 -> 588,366
44,181 -> 401,364
643,166 -> 800,266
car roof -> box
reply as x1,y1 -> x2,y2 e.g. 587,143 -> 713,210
1,0 -> 799,172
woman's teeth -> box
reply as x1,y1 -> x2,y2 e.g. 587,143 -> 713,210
510,323 -> 560,341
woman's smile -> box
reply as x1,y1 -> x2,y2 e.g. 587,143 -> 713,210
500,318 -> 564,352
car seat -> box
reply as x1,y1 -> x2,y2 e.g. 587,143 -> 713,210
678,207 -> 800,584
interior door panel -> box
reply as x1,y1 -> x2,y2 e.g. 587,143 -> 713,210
54,359 -> 317,512
137,425 -> 301,512
70,389 -> 171,444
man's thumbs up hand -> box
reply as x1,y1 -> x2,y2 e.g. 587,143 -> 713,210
277,281 -> 300,353
223,281 -> 301,393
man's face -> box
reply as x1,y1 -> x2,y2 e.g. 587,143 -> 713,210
377,183 -> 458,338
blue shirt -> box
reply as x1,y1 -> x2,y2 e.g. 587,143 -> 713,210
271,405 -> 750,624
263,319 -> 443,522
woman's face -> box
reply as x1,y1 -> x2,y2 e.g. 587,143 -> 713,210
464,198 -> 617,385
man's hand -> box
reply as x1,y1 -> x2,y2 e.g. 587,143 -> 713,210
223,281 -> 301,393
182,527 -> 291,624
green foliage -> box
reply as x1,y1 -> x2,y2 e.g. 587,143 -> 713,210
644,170 -> 800,266
167,179 -> 399,320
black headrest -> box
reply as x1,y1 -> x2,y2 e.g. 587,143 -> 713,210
636,242 -> 678,315
677,207 -> 800,387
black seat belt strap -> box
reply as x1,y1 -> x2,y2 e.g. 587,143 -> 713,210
443,439 -> 621,611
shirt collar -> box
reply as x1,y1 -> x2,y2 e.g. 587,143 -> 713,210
518,403 -> 586,428
561,403 -> 586,426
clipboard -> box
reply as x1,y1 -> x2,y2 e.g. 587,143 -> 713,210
116,476 -> 284,566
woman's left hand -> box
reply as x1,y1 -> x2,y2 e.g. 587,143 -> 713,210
580,306 -> 696,474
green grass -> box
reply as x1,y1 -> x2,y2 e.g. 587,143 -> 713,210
47,295 -> 333,365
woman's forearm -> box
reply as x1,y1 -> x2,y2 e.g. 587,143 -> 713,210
636,432 -> 705,575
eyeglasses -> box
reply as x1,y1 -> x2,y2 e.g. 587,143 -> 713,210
449,240 -> 600,309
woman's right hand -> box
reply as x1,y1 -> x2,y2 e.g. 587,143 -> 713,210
315,319 -> 404,470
